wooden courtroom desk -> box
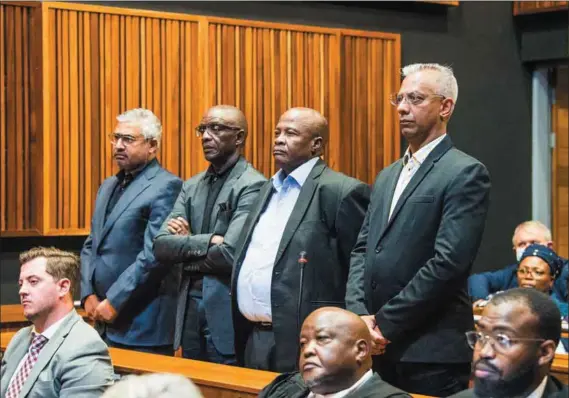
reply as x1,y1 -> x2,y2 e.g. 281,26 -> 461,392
1,304 -> 88,332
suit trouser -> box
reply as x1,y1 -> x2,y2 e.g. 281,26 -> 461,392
181,286 -> 236,365
244,325 -> 277,371
373,358 -> 470,397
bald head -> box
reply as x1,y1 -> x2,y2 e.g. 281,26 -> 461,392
204,105 -> 248,134
279,107 -> 329,144
299,307 -> 372,395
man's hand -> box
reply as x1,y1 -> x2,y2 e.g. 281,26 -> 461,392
167,217 -> 190,235
94,299 -> 118,323
361,315 -> 390,355
84,295 -> 101,320
210,235 -> 224,246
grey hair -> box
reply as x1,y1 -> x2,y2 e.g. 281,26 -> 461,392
512,220 -> 552,245
102,373 -> 203,398
116,108 -> 162,144
402,63 -> 459,103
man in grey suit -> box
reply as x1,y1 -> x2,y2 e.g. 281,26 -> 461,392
1,247 -> 114,398
231,107 -> 370,372
153,105 -> 266,364
346,63 -> 491,397
80,108 -> 182,355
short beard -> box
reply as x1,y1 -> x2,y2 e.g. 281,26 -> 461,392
305,367 -> 355,395
473,359 -> 540,397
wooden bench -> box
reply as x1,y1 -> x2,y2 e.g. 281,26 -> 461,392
1,304 -> 89,332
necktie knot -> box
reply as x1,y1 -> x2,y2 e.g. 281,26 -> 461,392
30,333 -> 48,352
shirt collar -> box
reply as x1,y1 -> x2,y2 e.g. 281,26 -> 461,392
272,157 -> 319,192
205,155 -> 240,179
403,133 -> 446,166
309,369 -> 373,398
526,376 -> 548,398
33,309 -> 74,340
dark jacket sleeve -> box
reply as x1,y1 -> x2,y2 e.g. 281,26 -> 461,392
376,162 -> 491,340
468,264 -> 517,300
105,177 -> 182,312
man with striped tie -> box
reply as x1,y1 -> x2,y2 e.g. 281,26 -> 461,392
1,247 -> 114,398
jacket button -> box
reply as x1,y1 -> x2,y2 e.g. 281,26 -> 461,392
375,245 -> 382,254
371,280 -> 377,290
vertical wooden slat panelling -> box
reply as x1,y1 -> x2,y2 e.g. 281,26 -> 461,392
1,2 -> 399,236
340,33 -> 400,183
552,66 -> 569,258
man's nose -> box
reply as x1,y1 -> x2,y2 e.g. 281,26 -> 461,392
274,132 -> 285,145
302,341 -> 316,357
397,100 -> 410,115
478,338 -> 496,359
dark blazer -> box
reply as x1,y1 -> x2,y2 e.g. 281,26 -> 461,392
448,376 -> 569,398
346,135 -> 491,363
231,159 -> 370,371
0,311 -> 114,398
468,261 -> 569,301
153,156 -> 266,355
259,371 -> 411,398
80,160 -> 182,347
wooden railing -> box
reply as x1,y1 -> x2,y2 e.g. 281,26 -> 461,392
0,1 -> 401,237
513,1 -> 569,15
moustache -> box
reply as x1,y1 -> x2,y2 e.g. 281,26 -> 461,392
472,359 -> 501,375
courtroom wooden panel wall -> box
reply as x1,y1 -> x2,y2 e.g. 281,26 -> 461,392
1,1 -> 401,236
552,66 -> 568,258
0,3 -> 43,235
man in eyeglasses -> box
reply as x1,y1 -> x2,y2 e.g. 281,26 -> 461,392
153,105 -> 266,364
451,288 -> 568,398
81,108 -> 183,354
346,63 -> 491,396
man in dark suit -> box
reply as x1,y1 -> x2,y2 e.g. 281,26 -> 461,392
80,108 -> 182,355
153,105 -> 266,364
450,288 -> 568,398
469,220 -> 568,301
1,247 -> 114,398
232,107 -> 370,372
259,307 -> 410,398
346,63 -> 491,396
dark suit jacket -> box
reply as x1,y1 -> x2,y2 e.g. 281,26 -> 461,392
468,261 -> 569,301
153,156 -> 266,355
231,159 -> 370,371
0,311 -> 114,398
346,135 -> 491,363
80,160 -> 182,347
259,371 -> 410,398
449,376 -> 569,398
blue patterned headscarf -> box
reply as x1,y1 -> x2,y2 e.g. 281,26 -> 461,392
519,244 -> 563,279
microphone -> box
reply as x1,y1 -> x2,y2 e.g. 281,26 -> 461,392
297,251 -> 308,331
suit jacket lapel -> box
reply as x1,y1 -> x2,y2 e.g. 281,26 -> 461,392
98,162 -> 159,244
274,160 -> 326,265
94,178 -> 117,243
208,157 -> 248,230
376,161 -> 403,240
190,176 -> 210,235
19,311 -> 81,398
1,329 -> 32,395
377,136 -> 453,244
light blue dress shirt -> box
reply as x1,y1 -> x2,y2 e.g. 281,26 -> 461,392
237,157 -> 319,322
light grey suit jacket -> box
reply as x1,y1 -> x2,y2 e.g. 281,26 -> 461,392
0,310 -> 114,398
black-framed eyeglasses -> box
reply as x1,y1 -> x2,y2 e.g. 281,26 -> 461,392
465,331 -> 545,352
108,133 -> 148,146
389,92 -> 446,106
195,123 -> 242,137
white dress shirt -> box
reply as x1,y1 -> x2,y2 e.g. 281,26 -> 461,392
237,157 -> 319,322
526,376 -> 548,398
388,134 -> 447,220
307,369 -> 373,398
8,310 -> 73,386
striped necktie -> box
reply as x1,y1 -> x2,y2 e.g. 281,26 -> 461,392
6,332 -> 49,398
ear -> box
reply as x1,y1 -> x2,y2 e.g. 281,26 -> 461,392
57,278 -> 71,298
311,136 -> 323,155
439,98 -> 454,122
354,339 -> 370,365
148,139 -> 159,155
546,241 -> 554,249
537,340 -> 556,366
235,129 -> 246,148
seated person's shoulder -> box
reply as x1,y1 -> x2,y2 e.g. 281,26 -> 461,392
258,372 -> 305,398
